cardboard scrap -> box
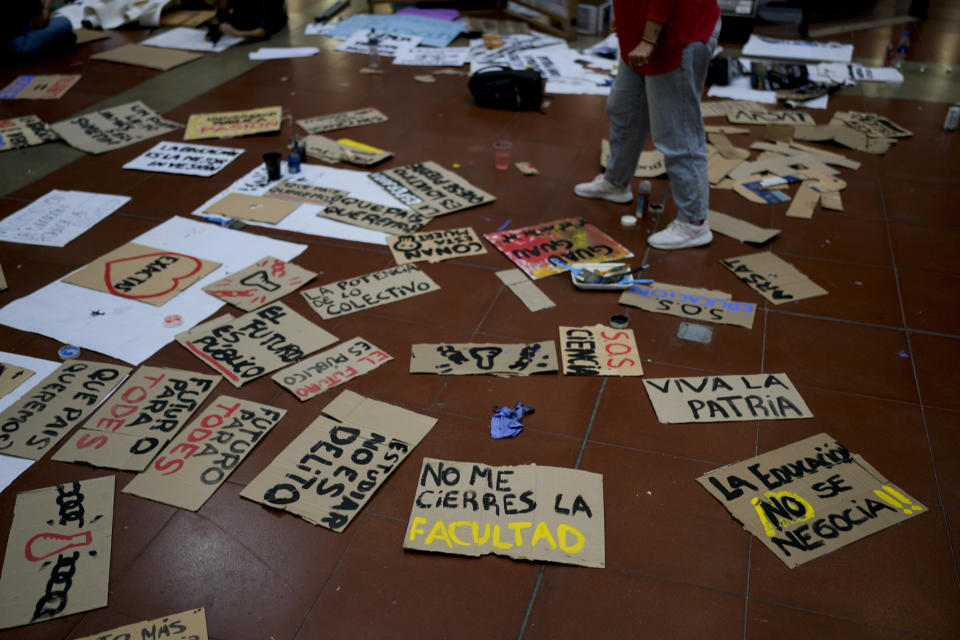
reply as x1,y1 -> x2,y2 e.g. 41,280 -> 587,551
0,476 -> 114,630
733,176 -> 795,204
176,302 -> 337,387
708,153 -> 744,184
601,139 -> 666,178
0,363 -> 34,400
820,190 -> 843,211
833,111 -> 912,138
404,458 -> 605,568
52,101 -> 181,155
0,75 -> 80,100
0,115 -> 59,152
62,242 -> 221,306
708,132 -> 745,159
643,372 -> 813,424
414,74 -> 437,83
51,366 -> 220,471
763,123 -> 794,142
749,141 -> 860,171
184,105 -> 282,141
240,390 -> 436,531
721,251 -> 827,305
515,161 -> 539,175
272,337 -> 392,401
204,193 -> 299,225
559,325 -> 643,376
728,109 -> 816,126
74,29 -> 111,45
484,217 -> 633,280
123,397 -> 285,510
704,125 -> 750,134
793,124 -> 894,154
410,341 -> 559,376
266,180 -> 348,205
387,227 -> 487,264
91,44 -> 203,70
304,134 -> 344,164
297,107 -> 388,134
620,282 -> 757,329
701,100 -> 767,118
497,269 -> 556,312
301,263 -> 440,320
788,141 -> 860,170
302,134 -> 393,167
370,161 -> 496,218
202,256 -> 316,311
707,210 -> 781,244
0,361 -> 131,460
161,8 -> 217,26
317,194 -> 429,235
698,433 -> 926,568
74,608 -> 208,640
786,182 -> 821,219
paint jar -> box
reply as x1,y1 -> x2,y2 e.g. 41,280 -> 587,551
263,152 -> 282,181
493,140 -> 512,170
482,34 -> 503,49
945,104 -> 960,131
636,180 -> 651,219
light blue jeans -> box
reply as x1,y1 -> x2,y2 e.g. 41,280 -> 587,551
604,21 -> 720,223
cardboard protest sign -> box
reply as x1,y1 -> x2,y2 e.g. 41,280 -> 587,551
91,44 -> 204,70
0,115 -> 58,152
202,256 -> 316,311
0,476 -> 113,629
122,397 -> 283,510
496,269 -> 555,312
721,252 -> 827,305
0,361 -> 131,460
404,458 -> 605,567
265,180 -> 348,206
303,134 -> 345,164
272,337 -> 392,401
0,75 -> 80,100
301,263 -> 440,320
204,193 -> 299,225
388,227 -> 487,264
620,282 -> 757,329
698,433 -> 926,568
369,161 -> 496,218
484,217 -> 633,280
559,325 -> 643,376
184,106 -> 282,141
297,107 -> 389,134
728,109 -> 815,126
51,366 -> 220,471
707,210 -> 781,244
74,608 -> 208,640
176,302 -> 337,387
601,140 -> 665,178
410,341 -> 559,376
0,363 -> 34,400
302,135 -> 394,167
832,111 -> 912,138
52,101 -> 181,155
316,195 -> 429,235
123,140 -> 244,177
241,390 -> 436,531
62,242 -> 221,307
643,372 -> 813,424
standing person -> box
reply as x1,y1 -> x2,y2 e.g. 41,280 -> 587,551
574,1 -> 721,251
205,0 -> 287,40
2,0 -> 76,63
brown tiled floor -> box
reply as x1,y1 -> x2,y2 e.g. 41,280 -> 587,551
1,1 -> 959,638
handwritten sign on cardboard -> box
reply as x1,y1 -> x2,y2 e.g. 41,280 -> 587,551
388,227 -> 487,264
74,608 -> 208,640
62,242 -> 221,307
559,325 -> 643,376
123,397 -> 285,510
272,337 -> 392,401
0,74 -> 81,100
265,180 -> 348,206
0,363 -> 34,400
0,361 -> 131,460
369,161 -> 496,218
484,217 -> 633,280
698,433 -> 926,567
0,476 -> 114,630
301,263 -> 440,320
123,140 -> 244,177
728,109 -> 816,126
0,115 -> 58,152
52,101 -> 181,155
316,195 -> 429,235
721,252 -> 827,305
619,282 -> 757,329
204,193 -> 299,225
297,107 -> 388,134
643,372 -> 813,424
404,458 -> 605,567
832,111 -> 912,138
184,105 -> 282,141
177,302 -> 337,387
202,256 -> 316,311
241,390 -> 436,531
51,366 -> 220,471
410,341 -> 559,376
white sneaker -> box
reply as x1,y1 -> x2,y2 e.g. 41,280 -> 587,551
574,174 -> 633,203
648,219 -> 713,250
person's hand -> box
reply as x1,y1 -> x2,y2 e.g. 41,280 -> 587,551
627,41 -> 655,70
219,22 -> 241,37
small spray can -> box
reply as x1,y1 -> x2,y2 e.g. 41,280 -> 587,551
636,180 -> 651,219
945,104 -> 960,131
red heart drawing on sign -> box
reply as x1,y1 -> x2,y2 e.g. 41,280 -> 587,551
103,252 -> 204,299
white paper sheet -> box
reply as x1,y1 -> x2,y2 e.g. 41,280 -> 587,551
707,75 -> 829,109
0,217 -> 307,365
305,22 -> 336,36
815,62 -> 904,84
335,29 -> 421,58
328,14 -> 463,48
392,47 -> 468,67
141,26 -> 244,53
192,164 -> 394,246
249,47 -> 320,60
0,352 -> 61,495
741,34 -> 854,63
0,190 -> 130,247
123,140 -> 244,177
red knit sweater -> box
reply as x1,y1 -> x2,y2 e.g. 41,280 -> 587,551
613,0 -> 721,75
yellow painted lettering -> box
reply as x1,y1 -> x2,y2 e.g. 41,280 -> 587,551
530,521 -> 558,550
424,520 -> 453,549
751,491 -> 816,538
408,516 -> 427,542
557,524 -> 585,554
491,524 -> 513,549
508,521 -> 532,546
472,522 -> 491,545
448,521 -> 473,546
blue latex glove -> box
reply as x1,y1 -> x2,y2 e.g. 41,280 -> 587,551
490,402 -> 535,439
